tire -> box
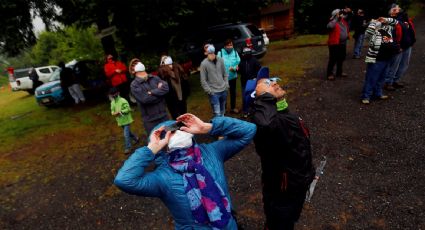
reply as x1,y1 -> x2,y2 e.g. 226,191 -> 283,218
26,89 -> 35,95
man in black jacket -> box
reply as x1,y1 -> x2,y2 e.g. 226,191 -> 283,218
239,47 -> 261,117
250,77 -> 315,230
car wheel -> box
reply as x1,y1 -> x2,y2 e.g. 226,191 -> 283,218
26,89 -> 35,95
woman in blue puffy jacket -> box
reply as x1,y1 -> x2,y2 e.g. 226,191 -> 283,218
114,113 -> 256,229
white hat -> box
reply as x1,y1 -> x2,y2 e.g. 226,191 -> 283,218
163,56 -> 173,65
134,62 -> 146,72
331,9 -> 340,17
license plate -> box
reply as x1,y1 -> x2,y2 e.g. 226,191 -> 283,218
258,41 -> 261,46
42,98 -> 50,103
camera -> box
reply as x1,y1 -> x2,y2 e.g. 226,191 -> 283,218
164,121 -> 185,132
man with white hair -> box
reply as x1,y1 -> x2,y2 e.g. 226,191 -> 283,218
130,61 -> 169,135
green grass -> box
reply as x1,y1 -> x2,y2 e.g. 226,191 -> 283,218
269,34 -> 328,50
0,33 -> 324,188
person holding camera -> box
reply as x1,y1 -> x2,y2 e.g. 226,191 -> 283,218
326,8 -> 350,80
114,113 -> 256,229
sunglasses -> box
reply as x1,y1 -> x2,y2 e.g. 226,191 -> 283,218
250,77 -> 282,98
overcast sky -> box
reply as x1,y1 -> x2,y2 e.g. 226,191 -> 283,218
32,16 -> 46,34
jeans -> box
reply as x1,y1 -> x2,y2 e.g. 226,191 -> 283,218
384,52 -> 402,84
361,60 -> 390,99
394,47 -> 412,83
122,125 -> 137,150
353,33 -> 365,57
209,90 -> 227,117
327,44 -> 346,77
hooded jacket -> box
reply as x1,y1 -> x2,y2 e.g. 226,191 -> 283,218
104,60 -> 127,87
110,96 -> 133,126
251,93 -> 315,198
114,117 -> 256,229
217,48 -> 241,81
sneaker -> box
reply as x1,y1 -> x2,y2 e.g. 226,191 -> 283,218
337,73 -> 348,78
392,82 -> 404,89
353,56 -> 361,59
327,75 -> 335,80
379,95 -> 389,100
361,99 -> 370,104
384,83 -> 395,91
124,149 -> 131,154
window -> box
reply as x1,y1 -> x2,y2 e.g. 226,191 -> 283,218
261,16 -> 274,30
38,68 -> 51,74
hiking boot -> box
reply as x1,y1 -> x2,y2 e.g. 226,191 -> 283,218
392,82 -> 404,89
327,75 -> 335,80
379,95 -> 389,100
384,83 -> 396,91
361,99 -> 370,104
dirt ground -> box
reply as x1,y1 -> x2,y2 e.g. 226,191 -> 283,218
1,14 -> 425,230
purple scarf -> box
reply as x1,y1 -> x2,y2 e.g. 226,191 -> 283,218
168,143 -> 231,229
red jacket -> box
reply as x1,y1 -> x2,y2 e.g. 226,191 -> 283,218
328,19 -> 350,45
104,60 -> 128,87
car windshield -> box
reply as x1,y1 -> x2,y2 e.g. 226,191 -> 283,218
49,69 -> 61,82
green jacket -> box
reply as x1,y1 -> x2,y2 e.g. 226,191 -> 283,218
110,96 -> 133,126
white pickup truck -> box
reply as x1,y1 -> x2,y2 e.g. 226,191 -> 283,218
10,65 -> 59,94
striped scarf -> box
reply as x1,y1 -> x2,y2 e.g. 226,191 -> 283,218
168,144 -> 231,229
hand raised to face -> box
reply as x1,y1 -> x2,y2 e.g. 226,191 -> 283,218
176,113 -> 212,135
147,126 -> 172,154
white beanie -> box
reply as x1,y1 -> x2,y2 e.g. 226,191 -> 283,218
134,62 -> 146,72
331,9 -> 340,17
164,56 -> 173,65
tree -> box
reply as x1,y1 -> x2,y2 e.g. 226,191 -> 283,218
2,0 -> 268,59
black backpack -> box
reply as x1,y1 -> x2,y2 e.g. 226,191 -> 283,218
280,113 -> 316,193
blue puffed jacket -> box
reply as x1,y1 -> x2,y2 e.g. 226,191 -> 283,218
114,116 -> 256,230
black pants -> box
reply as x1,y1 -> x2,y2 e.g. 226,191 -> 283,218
327,44 -> 346,77
263,190 -> 308,230
229,78 -> 237,110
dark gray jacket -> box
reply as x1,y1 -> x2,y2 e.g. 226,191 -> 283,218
130,74 -> 169,125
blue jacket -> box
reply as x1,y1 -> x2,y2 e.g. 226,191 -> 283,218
114,117 -> 256,229
217,48 -> 241,81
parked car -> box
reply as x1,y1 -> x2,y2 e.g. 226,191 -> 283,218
180,22 -> 267,68
9,65 -> 59,94
258,28 -> 270,46
9,68 -> 31,91
35,60 -> 106,107
34,68 -> 64,106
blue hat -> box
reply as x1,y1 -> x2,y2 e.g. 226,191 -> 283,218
256,66 -> 270,80
206,45 -> 215,54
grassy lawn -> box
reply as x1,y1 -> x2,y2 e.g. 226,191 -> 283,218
0,33 -> 326,189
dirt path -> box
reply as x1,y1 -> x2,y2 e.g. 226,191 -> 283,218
1,14 -> 424,230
